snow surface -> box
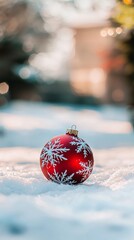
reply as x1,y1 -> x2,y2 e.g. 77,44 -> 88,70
0,101 -> 134,240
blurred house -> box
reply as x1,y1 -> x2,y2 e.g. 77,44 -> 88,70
70,22 -> 128,104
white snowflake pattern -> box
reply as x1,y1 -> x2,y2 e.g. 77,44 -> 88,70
47,169 -> 77,185
76,161 -> 93,182
70,137 -> 91,158
41,138 -> 70,167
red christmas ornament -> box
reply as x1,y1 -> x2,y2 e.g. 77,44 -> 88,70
40,126 -> 94,185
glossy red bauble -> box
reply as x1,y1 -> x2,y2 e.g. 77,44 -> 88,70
40,128 -> 94,185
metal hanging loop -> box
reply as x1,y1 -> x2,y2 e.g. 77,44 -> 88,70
66,125 -> 78,137
71,124 -> 76,130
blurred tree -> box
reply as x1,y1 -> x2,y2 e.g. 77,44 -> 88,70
112,0 -> 134,128
0,0 -> 75,103
0,0 -> 50,102
113,0 -> 134,28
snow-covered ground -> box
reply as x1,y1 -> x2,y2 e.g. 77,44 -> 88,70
0,101 -> 134,240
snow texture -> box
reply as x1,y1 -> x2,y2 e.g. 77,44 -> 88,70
0,101 -> 134,240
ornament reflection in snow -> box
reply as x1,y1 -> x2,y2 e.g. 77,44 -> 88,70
40,126 -> 94,185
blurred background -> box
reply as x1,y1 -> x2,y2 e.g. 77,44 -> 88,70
0,0 -> 134,128
0,2 -> 134,240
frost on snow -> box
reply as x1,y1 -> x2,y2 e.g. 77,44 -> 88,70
1,102 -> 134,240
47,168 -> 77,184
41,138 -> 70,167
70,137 -> 91,158
77,161 -> 93,182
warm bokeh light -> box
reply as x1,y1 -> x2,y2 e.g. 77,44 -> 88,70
115,27 -> 122,34
107,28 -> 114,36
100,27 -> 123,38
0,82 -> 9,94
100,29 -> 107,37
